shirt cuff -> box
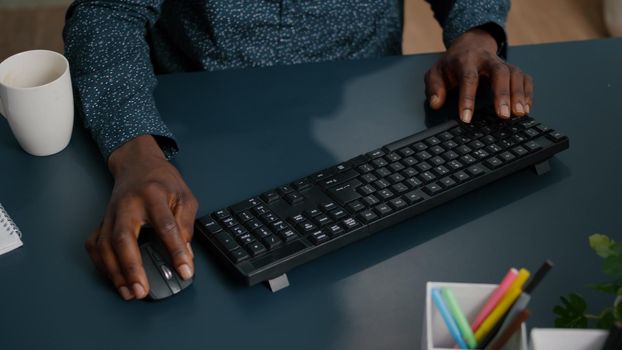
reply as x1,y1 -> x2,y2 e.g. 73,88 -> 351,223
442,0 -> 510,50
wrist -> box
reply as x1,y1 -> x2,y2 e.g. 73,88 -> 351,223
108,135 -> 167,178
457,28 -> 499,54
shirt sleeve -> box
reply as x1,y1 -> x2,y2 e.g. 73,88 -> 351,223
63,0 -> 178,161
425,0 -> 510,49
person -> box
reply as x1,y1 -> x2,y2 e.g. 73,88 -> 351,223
64,0 -> 532,300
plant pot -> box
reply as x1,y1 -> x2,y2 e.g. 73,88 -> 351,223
604,0 -> 622,36
530,328 -> 608,350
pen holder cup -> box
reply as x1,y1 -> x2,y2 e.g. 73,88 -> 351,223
424,282 -> 528,350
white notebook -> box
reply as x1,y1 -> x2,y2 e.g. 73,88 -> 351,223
0,203 -> 23,255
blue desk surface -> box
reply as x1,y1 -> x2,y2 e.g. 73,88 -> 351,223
1,39 -> 621,349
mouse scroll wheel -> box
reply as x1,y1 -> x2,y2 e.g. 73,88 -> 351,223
160,265 -> 174,280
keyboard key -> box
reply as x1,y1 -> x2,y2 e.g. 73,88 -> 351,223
466,164 -> 486,176
389,197 -> 407,210
261,191 -> 280,203
247,242 -> 267,257
313,169 -> 334,182
358,163 -> 374,173
484,157 -> 503,169
314,214 -> 332,226
237,211 -> 254,222
229,197 -> 261,213
329,209 -> 348,220
358,209 -> 379,223
416,162 -> 433,172
261,212 -> 279,223
375,167 -> 392,177
237,233 -> 255,245
360,173 -> 378,184
358,184 -> 376,196
342,218 -> 360,230
289,214 -> 307,224
285,192 -> 304,205
309,230 -> 330,245
328,179 -> 362,205
377,189 -> 394,200
481,135 -> 496,145
388,162 -> 405,172
363,194 -> 380,206
429,145 -> 445,155
372,158 -> 389,167
319,169 -> 359,188
405,177 -> 423,188
403,191 -> 423,204
347,200 -> 366,212
198,217 -> 222,234
512,146 -> 528,157
423,183 -> 443,196
293,178 -> 312,191
433,165 -> 450,177
442,150 -> 459,161
402,167 -> 418,177
416,150 -> 433,161
305,208 -> 322,217
297,221 -> 317,233
214,209 -> 230,221
452,171 -> 470,182
524,140 -> 542,152
326,224 -> 345,237
401,156 -> 418,166
524,128 -> 539,138
536,124 -> 550,133
215,232 -> 239,251
332,163 -> 350,173
221,217 -> 239,228
430,156 -> 445,166
374,203 -> 393,216
460,154 -> 477,165
229,249 -> 249,263
486,144 -> 503,154
367,149 -> 385,159
254,226 -> 272,238
456,145 -> 472,155
439,131 -> 453,141
278,185 -> 294,195
447,160 -> 464,170
374,179 -> 391,189
419,171 -> 436,182
270,220 -> 289,232
392,183 -> 409,193
387,173 -> 406,183
425,136 -> 441,146
439,177 -> 457,188
499,151 -> 516,162
385,152 -> 401,162
473,149 -> 490,159
253,205 -> 270,216
230,225 -> 249,237
261,235 -> 282,250
468,140 -> 485,150
279,229 -> 298,242
412,142 -> 427,151
398,147 -> 415,157
245,218 -> 263,230
443,140 -> 459,149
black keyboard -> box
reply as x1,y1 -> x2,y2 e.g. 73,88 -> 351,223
195,113 -> 569,287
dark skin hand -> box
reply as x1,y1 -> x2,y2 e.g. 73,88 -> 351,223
425,28 -> 534,122
86,28 -> 532,301
85,135 -> 198,300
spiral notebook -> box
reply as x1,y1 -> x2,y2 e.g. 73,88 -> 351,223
0,203 -> 23,255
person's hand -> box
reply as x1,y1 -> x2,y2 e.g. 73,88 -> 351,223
85,135 -> 198,300
425,28 -> 533,123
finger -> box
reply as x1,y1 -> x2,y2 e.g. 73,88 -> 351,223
173,190 -> 198,243
458,68 -> 479,123
147,196 -> 194,280
490,62 -> 511,119
510,67 -> 526,117
424,64 -> 447,110
97,229 -> 134,300
85,229 -> 106,275
524,75 -> 534,114
110,204 -> 150,299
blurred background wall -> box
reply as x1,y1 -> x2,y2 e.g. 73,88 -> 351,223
0,0 -> 612,62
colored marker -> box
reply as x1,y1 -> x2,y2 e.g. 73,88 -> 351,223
484,309 -> 531,350
474,287 -> 523,343
471,268 -> 519,331
442,287 -> 477,349
432,288 -> 469,349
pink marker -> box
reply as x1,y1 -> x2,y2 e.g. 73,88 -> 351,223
471,268 -> 519,332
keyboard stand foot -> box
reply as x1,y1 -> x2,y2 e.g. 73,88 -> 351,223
533,159 -> 551,176
265,274 -> 290,293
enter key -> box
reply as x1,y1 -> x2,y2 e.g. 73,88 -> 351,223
327,179 -> 362,205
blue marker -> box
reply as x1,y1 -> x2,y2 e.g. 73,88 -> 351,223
432,288 -> 469,349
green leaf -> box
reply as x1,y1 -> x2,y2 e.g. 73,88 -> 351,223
596,308 -> 615,329
616,299 -> 622,321
603,254 -> 622,278
589,281 -> 622,295
590,234 -> 618,258
554,293 -> 589,328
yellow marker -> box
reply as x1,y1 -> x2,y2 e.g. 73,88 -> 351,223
474,268 -> 531,343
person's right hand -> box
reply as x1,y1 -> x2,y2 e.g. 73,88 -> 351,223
85,135 -> 198,300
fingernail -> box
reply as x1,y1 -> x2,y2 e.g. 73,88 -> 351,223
500,105 -> 511,118
515,103 -> 524,114
525,104 -> 530,114
132,283 -> 146,299
119,286 -> 133,300
431,94 -> 440,106
461,109 -> 472,123
179,264 -> 193,280
187,242 -> 194,258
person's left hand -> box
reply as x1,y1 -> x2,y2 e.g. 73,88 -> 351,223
425,28 -> 533,123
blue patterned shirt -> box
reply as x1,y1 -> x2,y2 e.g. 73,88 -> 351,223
63,0 -> 509,159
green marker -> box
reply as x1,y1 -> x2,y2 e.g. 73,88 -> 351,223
441,287 -> 477,349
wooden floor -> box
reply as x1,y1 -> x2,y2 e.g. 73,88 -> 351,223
0,0 -> 611,61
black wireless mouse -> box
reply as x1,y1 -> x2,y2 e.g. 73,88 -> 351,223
138,228 -> 193,300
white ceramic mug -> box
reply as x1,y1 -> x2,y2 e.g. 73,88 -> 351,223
0,50 -> 74,156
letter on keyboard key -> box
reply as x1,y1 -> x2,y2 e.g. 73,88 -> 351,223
279,229 -> 298,242
326,224 -> 345,237
309,230 -> 330,245
358,210 -> 379,223
342,218 -> 360,231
